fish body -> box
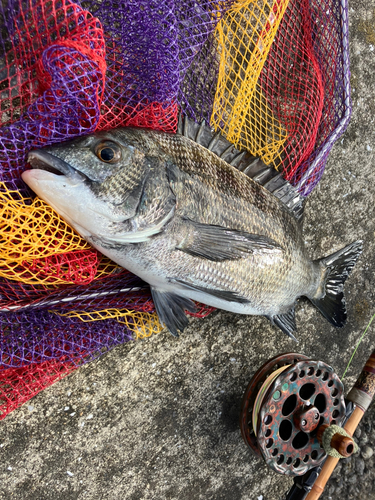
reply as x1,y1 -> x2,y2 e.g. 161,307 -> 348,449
22,120 -> 362,338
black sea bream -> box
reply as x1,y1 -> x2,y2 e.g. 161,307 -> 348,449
22,117 -> 363,339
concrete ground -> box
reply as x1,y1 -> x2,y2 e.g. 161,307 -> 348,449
1,2 -> 375,500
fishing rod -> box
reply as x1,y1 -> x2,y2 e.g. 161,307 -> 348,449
239,349 -> 375,499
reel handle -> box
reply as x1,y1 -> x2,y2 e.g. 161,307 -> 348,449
316,425 -> 355,458
306,349 -> 375,500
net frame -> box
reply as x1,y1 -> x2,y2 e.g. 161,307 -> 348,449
0,0 -> 352,419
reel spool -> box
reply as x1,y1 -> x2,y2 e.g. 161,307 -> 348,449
240,353 -> 346,477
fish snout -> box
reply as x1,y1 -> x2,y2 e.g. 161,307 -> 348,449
27,150 -> 87,184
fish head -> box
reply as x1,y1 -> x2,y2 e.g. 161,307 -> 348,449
22,129 -> 174,243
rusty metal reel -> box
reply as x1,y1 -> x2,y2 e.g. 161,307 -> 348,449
240,353 -> 346,477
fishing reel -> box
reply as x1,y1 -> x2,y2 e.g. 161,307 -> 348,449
240,353 -> 352,477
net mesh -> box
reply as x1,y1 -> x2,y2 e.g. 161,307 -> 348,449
0,182 -> 120,284
0,359 -> 79,420
0,0 -> 351,418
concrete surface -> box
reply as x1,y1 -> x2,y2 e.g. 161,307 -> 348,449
1,2 -> 375,500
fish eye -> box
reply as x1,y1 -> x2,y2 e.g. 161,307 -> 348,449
95,141 -> 122,163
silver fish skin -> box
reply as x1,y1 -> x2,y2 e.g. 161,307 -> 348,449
23,126 -> 363,338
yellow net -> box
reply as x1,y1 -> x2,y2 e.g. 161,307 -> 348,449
0,183 -> 89,259
0,183 -> 119,285
211,0 -> 289,165
52,308 -> 163,339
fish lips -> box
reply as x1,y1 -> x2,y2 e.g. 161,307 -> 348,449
27,150 -> 87,184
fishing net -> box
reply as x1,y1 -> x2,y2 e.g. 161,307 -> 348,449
0,360 -> 79,420
0,0 -> 351,418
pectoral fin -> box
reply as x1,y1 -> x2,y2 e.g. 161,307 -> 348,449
151,287 -> 196,337
176,218 -> 283,262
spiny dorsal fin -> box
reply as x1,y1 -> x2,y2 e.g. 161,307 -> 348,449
177,114 -> 305,222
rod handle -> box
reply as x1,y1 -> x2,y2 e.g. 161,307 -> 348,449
306,348 -> 375,500
306,406 -> 364,500
346,350 -> 375,411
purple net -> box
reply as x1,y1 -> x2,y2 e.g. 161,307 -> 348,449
1,310 -> 134,368
0,270 -> 155,368
86,0 -> 232,130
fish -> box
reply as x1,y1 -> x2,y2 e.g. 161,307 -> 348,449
22,116 -> 363,340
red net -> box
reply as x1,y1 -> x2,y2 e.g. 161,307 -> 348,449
0,2 -> 106,191
21,250 -> 102,285
258,0 -> 325,177
0,360 -> 79,420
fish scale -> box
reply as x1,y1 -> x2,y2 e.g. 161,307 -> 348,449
23,116 -> 362,339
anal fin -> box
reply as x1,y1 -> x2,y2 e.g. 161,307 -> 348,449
151,287 -> 196,337
266,309 -> 298,341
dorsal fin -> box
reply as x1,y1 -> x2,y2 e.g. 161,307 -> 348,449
177,114 -> 305,222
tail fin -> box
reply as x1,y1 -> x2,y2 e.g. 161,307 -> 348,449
310,240 -> 363,327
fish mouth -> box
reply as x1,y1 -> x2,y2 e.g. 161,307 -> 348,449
27,150 -> 86,183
